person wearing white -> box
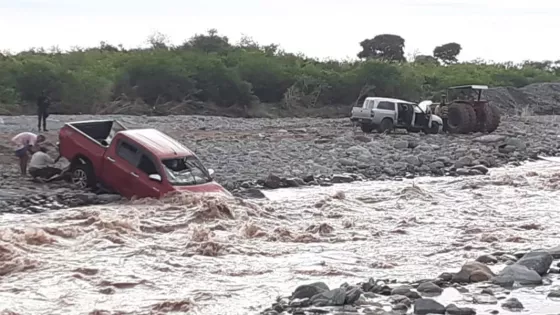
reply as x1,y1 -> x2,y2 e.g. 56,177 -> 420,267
11,132 -> 46,175
28,147 -> 62,180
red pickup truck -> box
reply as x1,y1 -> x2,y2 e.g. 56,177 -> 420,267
58,120 -> 229,199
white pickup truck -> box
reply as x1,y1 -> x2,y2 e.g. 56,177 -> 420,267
350,97 -> 443,134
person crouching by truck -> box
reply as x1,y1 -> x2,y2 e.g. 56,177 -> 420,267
11,132 -> 46,176
28,147 -> 63,181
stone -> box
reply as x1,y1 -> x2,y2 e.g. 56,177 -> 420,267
302,175 -> 315,183
438,273 -> 453,281
356,153 -> 374,163
429,161 -> 445,170
389,295 -> 412,306
499,145 -> 516,154
418,154 -> 434,163
473,134 -> 505,143
436,156 -> 452,165
310,288 -> 346,306
452,261 -> 495,283
500,254 -> 518,263
548,245 -> 560,259
289,298 -> 311,308
291,282 -> 329,300
391,285 -> 413,296
473,293 -> 497,304
468,165 -> 489,175
393,302 -> 409,313
481,288 -> 494,296
413,298 -> 445,314
476,254 -> 498,264
354,135 -> 372,143
445,304 -> 476,315
234,188 -> 267,199
505,138 -> 527,151
331,174 -> 354,184
416,282 -> 443,295
96,194 -> 122,204
492,264 -> 543,286
516,250 -> 553,275
404,156 -> 421,166
285,178 -> 305,187
501,297 -> 524,311
455,156 -> 473,168
339,158 -> 358,167
394,140 -> 409,149
405,291 -> 422,300
456,168 -> 470,176
344,286 -> 362,304
264,174 -> 282,189
347,145 -> 370,156
547,290 -> 560,298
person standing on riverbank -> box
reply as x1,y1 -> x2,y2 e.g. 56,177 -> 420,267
11,132 -> 46,176
37,90 -> 51,132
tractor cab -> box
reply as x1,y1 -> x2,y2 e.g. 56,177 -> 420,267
446,85 -> 489,104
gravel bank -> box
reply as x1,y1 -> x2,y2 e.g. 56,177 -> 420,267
0,114 -> 559,211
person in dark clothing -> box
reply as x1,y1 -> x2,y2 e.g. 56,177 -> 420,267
37,90 -> 51,131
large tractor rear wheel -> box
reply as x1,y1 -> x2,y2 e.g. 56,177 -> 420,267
446,103 -> 476,134
486,103 -> 501,133
473,105 -> 493,133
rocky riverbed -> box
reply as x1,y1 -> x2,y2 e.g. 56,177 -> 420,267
1,114 -> 560,212
260,249 -> 560,315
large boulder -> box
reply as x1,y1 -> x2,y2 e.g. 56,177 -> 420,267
548,245 -> 560,259
416,282 -> 443,295
516,250 -> 553,275
291,282 -> 329,300
310,288 -> 346,306
492,264 -> 542,286
452,261 -> 495,283
414,298 -> 445,314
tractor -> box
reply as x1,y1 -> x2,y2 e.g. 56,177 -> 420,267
430,85 -> 500,134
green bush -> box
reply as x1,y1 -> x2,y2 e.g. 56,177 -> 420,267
1,31 -> 560,115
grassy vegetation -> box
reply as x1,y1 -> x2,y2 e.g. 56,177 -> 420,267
1,30 -> 559,117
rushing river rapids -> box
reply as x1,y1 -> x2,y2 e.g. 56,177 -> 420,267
2,161 -> 560,315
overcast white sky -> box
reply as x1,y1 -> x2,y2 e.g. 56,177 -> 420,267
1,0 -> 559,62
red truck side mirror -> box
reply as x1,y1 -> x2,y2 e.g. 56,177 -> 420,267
148,174 -> 162,182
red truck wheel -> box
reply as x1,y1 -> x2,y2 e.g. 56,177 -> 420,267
71,163 -> 96,189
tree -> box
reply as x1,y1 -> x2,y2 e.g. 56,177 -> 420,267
414,55 -> 439,65
357,34 -> 406,62
146,31 -> 170,50
180,29 -> 231,53
433,43 -> 462,64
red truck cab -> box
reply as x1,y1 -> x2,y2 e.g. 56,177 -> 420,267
58,120 -> 229,199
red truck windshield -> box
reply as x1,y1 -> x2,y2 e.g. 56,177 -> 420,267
161,156 -> 212,185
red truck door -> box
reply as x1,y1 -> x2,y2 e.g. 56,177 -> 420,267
103,138 -> 141,198
104,137 -> 166,199
133,152 -> 167,199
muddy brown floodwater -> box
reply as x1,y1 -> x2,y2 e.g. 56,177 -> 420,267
2,161 -> 560,315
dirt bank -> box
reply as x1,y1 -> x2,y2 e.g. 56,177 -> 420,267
486,82 -> 560,115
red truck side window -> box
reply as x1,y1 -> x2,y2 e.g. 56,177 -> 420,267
116,140 -> 140,166
137,154 -> 159,176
